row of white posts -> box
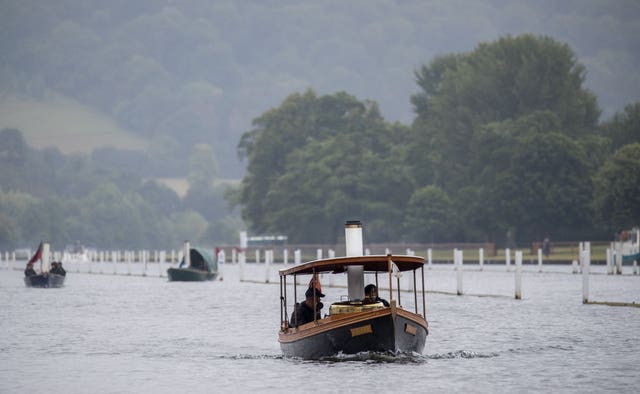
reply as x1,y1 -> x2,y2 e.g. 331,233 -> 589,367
453,248 -> 522,299
1,248 -> 185,277
236,244 -> 636,302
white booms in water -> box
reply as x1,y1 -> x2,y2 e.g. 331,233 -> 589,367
345,220 -> 364,300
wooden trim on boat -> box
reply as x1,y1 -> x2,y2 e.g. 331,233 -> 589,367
279,307 -> 427,343
279,255 -> 424,276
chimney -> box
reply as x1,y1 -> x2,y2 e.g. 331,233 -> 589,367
345,220 -> 364,300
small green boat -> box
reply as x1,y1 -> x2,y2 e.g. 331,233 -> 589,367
167,247 -> 218,282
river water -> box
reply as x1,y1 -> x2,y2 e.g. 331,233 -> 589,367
1,262 -> 639,393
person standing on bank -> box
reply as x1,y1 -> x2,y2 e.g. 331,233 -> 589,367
290,287 -> 325,327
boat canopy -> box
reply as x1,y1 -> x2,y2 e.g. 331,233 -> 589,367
184,247 -> 218,273
279,255 -> 424,276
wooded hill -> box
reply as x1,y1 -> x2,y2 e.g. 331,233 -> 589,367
1,1 -> 639,249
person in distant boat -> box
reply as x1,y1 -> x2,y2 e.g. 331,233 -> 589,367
50,262 -> 66,276
24,262 -> 37,277
364,284 -> 389,307
289,287 -> 325,327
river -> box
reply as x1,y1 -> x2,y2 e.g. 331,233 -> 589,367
1,262 -> 638,393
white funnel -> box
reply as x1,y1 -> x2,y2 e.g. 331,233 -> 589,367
345,221 -> 364,300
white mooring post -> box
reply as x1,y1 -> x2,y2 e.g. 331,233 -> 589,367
265,250 -> 272,283
455,249 -> 463,295
283,249 -> 288,265
505,248 -> 511,272
112,251 -> 117,275
572,259 -> 578,274
515,251 -> 522,300
143,250 -> 148,276
159,251 -> 165,277
537,248 -> 543,273
255,249 -> 260,264
239,251 -> 245,282
615,242 -> 623,274
582,247 -> 590,303
479,248 -> 484,271
606,247 -> 613,275
316,248 -> 323,260
633,260 -> 638,275
232,248 -> 237,264
294,249 -> 301,265
427,248 -> 432,270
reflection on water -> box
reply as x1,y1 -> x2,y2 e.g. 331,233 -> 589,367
1,263 -> 639,393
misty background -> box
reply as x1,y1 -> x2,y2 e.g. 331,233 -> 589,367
1,0 -> 639,250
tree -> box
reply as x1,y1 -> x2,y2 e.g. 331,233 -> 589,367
404,185 -> 457,242
593,143 -> 640,231
599,102 -> 640,152
467,112 -> 593,241
237,90 -> 375,234
188,143 -> 218,186
238,90 -> 411,242
410,34 -> 600,193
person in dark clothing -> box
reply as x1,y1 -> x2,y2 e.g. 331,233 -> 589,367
289,287 -> 325,327
50,262 -> 66,276
364,284 -> 390,307
24,262 -> 37,277
542,237 -> 551,258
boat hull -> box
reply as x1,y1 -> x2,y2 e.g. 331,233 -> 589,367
24,273 -> 65,288
167,267 -> 217,282
279,308 -> 427,359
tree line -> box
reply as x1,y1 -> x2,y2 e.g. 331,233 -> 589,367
237,35 -> 640,245
0,128 -> 240,251
2,0 -> 639,178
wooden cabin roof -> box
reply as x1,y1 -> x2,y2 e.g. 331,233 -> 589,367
278,255 -> 424,276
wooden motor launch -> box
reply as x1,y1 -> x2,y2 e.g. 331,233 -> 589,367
278,221 -> 429,359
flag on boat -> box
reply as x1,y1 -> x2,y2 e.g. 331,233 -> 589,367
390,259 -> 402,278
27,242 -> 43,265
309,272 -> 322,293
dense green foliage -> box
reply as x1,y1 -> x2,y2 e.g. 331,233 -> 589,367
238,35 -> 640,244
0,128 -> 240,250
1,0 -> 639,179
238,91 -> 412,242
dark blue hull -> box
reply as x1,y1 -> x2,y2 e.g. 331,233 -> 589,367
24,273 -> 65,288
279,308 -> 427,359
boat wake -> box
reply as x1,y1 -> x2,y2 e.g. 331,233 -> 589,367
316,351 -> 428,364
426,350 -> 499,359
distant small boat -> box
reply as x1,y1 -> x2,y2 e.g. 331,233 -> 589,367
617,227 -> 639,263
24,273 -> 65,288
24,241 -> 66,288
167,246 -> 218,282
